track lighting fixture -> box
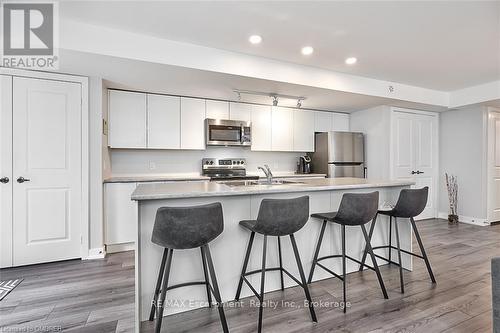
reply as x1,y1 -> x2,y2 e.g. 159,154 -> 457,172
272,95 -> 278,106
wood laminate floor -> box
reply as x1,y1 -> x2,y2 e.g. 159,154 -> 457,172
1,219 -> 498,332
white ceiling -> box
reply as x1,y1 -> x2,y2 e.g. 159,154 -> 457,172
59,49 -> 447,112
60,1 -> 500,91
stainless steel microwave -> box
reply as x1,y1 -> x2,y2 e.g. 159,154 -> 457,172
205,119 -> 251,147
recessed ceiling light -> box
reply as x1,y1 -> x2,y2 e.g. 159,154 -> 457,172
301,46 -> 314,56
345,57 -> 357,65
249,35 -> 262,44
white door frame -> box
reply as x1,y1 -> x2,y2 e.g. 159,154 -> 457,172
0,67 -> 90,260
389,107 -> 439,219
487,107 -> 500,223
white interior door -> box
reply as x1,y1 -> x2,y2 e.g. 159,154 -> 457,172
0,75 -> 13,268
488,112 -> 500,222
392,110 -> 438,220
412,114 -> 437,219
12,77 -> 82,266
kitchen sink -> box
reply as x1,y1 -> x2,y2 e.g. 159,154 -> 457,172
219,179 -> 304,187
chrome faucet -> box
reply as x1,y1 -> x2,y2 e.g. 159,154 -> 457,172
258,165 -> 274,184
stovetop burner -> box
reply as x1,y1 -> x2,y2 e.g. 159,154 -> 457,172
202,158 -> 257,181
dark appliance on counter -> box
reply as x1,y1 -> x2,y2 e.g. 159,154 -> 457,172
205,119 -> 251,147
202,158 -> 259,181
297,155 -> 312,174
311,132 -> 366,178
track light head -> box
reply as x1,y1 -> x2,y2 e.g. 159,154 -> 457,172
297,99 -> 303,108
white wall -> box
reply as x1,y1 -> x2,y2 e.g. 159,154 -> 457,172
88,77 -> 104,250
350,105 -> 391,180
438,106 -> 488,220
110,148 -> 303,175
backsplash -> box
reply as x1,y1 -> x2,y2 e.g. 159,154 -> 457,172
110,147 -> 304,175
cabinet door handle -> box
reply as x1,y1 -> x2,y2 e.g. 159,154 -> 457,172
0,177 -> 9,184
17,177 -> 30,183
411,171 -> 417,175
417,171 -> 424,174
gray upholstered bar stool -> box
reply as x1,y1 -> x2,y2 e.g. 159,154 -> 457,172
234,196 -> 317,333
148,203 -> 228,333
308,192 -> 388,313
359,187 -> 436,293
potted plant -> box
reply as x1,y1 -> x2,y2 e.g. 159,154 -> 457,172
445,173 -> 458,225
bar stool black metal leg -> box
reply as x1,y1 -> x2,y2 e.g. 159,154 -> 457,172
149,248 -> 168,321
278,236 -> 284,291
235,231 -> 255,301
393,217 -> 404,293
203,244 -> 229,333
200,247 -> 213,307
155,249 -> 173,333
342,225 -> 347,313
258,235 -> 267,333
388,216 -> 393,263
409,217 -> 436,283
308,220 -> 327,283
359,214 -> 378,271
360,225 -> 389,299
290,233 -> 317,322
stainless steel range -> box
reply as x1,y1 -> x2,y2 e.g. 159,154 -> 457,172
202,158 -> 259,181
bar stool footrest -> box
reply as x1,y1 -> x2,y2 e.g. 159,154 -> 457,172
165,281 -> 209,292
316,254 -> 377,273
372,245 -> 424,260
241,266 -> 305,299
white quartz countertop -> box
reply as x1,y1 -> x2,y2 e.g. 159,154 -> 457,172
131,177 -> 414,201
103,172 -> 326,183
103,173 -> 211,183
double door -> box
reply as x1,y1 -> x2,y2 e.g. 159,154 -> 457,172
392,110 -> 438,220
1,75 -> 83,267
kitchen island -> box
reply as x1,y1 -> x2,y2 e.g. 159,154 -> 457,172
132,177 -> 414,329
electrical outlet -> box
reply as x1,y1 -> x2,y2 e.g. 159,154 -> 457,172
149,162 -> 156,170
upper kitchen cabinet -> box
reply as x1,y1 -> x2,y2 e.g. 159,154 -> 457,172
229,102 -> 252,122
206,100 -> 229,119
314,111 -> 333,133
108,90 -> 147,148
147,94 -> 180,149
271,106 -> 294,151
293,109 -> 315,152
314,111 -> 350,133
332,113 -> 350,131
251,104 -> 272,151
180,97 -> 206,150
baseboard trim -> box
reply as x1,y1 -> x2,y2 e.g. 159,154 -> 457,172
106,242 -> 135,254
438,212 -> 489,226
86,247 -> 106,260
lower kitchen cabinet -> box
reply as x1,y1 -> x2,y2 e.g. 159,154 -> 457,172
104,182 -> 137,246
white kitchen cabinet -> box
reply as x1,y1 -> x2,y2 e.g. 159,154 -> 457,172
206,100 -> 229,119
272,106 -> 294,151
229,102 -> 252,122
104,182 -> 137,245
180,97 -> 206,150
332,113 -> 350,131
251,104 -> 272,151
314,111 -> 333,133
293,109 -> 315,152
109,90 -> 147,148
147,94 -> 180,149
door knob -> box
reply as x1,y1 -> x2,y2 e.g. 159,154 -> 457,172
16,176 -> 30,183
0,177 -> 9,184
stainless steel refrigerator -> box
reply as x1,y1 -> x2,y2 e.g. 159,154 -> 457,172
311,132 -> 365,178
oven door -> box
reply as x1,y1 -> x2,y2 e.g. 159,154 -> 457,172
206,119 -> 251,146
